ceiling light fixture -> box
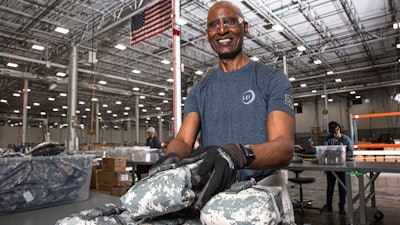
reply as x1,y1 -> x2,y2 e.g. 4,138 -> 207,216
327,71 -> 334,75
311,90 -> 317,93
115,44 -> 126,50
55,26 -> 69,34
350,91 -> 356,94
393,22 -> 399,29
272,24 -> 284,32
32,44 -> 45,50
167,78 -> 174,82
289,77 -> 296,81
335,78 -> 342,82
48,97 -> 55,101
397,44 -> 400,49
132,87 -> 140,91
195,70 -> 204,75
132,69 -> 141,74
313,59 -> 322,64
161,59 -> 171,64
56,72 -> 66,77
98,80 -> 107,85
300,83 -> 307,87
250,56 -> 259,61
297,45 -> 306,52
7,62 -> 18,68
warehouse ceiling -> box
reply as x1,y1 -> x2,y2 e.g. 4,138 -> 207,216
0,0 -> 399,130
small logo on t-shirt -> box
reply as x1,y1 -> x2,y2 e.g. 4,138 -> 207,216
242,90 -> 255,104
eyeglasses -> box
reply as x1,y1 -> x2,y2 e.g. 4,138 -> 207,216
206,16 -> 244,31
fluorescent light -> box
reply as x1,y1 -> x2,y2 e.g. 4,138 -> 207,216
79,101 -> 85,105
272,24 -> 284,31
139,96 -> 146,99
288,77 -> 296,81
56,72 -> 66,77
33,102 -> 40,106
32,44 -> 45,50
85,108 -> 90,111
40,112 -> 46,115
13,93 -> 20,97
321,94 -> 326,98
393,23 -> 399,29
167,78 -> 174,82
14,110 -> 20,114
53,108 -> 59,112
355,95 -> 361,99
163,100 -> 169,103
98,80 -> 107,85
0,99 -> 8,103
124,107 -> 130,110
138,104 -> 144,107
297,45 -> 306,52
102,104 -> 108,107
397,44 -> 400,49
115,101 -> 122,104
176,17 -> 187,25
335,78 -> 342,82
161,59 -> 171,64
250,56 -> 259,61
107,110 -> 112,113
91,98 -> 98,102
142,109 -> 147,112
156,107 -> 161,110
59,93 -> 67,97
327,71 -> 334,75
350,91 -> 356,94
300,83 -> 307,87
132,87 -> 140,91
48,97 -> 55,101
124,112 -> 129,115
132,69 -> 141,74
311,90 -> 317,93
115,44 -> 126,50
313,59 -> 322,64
293,102 -> 299,106
7,63 -> 18,68
55,26 -> 69,34
328,98 -> 333,102
158,92 -> 165,96
195,70 -> 204,75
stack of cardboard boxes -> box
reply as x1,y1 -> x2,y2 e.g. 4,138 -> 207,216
92,157 -> 131,196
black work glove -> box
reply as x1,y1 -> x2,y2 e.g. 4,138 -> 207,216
148,152 -> 180,177
184,144 -> 247,209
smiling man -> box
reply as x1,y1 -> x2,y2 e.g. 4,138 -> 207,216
161,1 -> 296,224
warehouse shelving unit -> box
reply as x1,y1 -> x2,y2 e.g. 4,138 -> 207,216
350,112 -> 400,162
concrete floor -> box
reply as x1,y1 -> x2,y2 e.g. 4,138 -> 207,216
286,170 -> 400,225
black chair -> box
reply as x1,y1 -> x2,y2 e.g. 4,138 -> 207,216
288,170 -> 321,214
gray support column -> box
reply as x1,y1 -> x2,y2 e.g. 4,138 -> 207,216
158,117 -> 163,142
67,44 -> 78,152
127,119 -> 132,145
135,95 -> 139,145
96,102 -> 99,143
22,79 -> 28,146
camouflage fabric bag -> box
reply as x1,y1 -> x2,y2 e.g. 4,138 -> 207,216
55,203 -> 134,225
121,160 -> 203,223
200,179 -> 283,225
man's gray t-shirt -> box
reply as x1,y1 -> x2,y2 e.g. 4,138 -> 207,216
184,60 -> 294,147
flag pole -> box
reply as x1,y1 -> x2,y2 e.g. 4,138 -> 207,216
172,0 -> 182,136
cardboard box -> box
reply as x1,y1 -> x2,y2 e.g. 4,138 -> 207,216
316,145 -> 346,165
98,170 -> 130,189
0,154 -> 94,215
111,186 -> 128,197
102,157 -> 126,172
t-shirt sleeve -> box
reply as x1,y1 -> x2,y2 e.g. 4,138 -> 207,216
264,69 -> 294,117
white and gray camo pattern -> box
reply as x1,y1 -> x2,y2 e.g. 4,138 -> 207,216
200,185 -> 283,225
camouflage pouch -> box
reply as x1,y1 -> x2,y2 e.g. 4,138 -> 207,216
55,203 -> 133,225
200,179 -> 283,225
121,160 -> 203,223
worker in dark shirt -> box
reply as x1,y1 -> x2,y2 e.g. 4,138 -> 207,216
146,127 -> 162,148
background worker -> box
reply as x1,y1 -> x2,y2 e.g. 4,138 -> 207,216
321,121 -> 353,215
146,127 -> 162,149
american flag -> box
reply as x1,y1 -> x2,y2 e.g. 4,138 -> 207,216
130,0 -> 172,45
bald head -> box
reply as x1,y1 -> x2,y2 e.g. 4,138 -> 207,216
208,1 -> 244,21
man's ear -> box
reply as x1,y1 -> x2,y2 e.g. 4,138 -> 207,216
243,21 -> 249,35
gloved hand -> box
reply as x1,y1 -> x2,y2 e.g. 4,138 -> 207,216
185,144 -> 247,209
148,152 -> 180,177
